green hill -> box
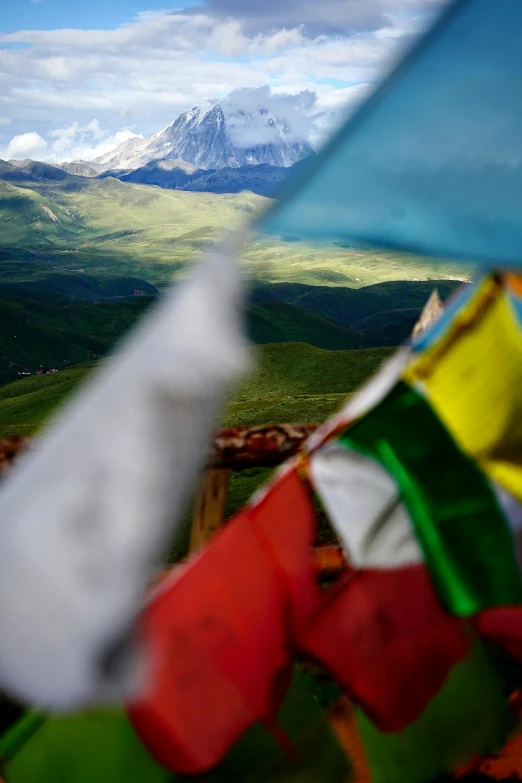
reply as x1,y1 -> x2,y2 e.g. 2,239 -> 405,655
0,293 -> 153,385
251,279 -> 461,328
0,343 -> 393,438
234,342 -> 391,403
0,278 -> 459,386
0,362 -> 96,437
248,279 -> 463,349
0,275 -> 158,300
0,174 -> 472,290
247,302 -> 372,349
349,308 -> 419,330
225,343 -> 392,428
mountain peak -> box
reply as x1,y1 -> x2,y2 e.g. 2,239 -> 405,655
183,100 -> 216,124
90,135 -> 150,170
88,94 -> 314,173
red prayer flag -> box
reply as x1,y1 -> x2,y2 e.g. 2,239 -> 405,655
473,607 -> 522,666
127,467 -> 318,775
297,565 -> 471,732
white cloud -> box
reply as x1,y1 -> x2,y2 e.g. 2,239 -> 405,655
309,84 -> 375,147
0,1 -> 447,148
6,132 -> 47,160
183,0 -> 447,37
221,86 -> 317,146
208,20 -> 305,58
1,121 -> 141,163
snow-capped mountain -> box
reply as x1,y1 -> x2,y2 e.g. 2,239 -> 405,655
89,136 -> 151,171
85,99 -> 314,172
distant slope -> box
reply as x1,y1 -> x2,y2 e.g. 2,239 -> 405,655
116,159 -> 308,197
250,279 -> 463,343
118,159 -> 197,187
2,159 -> 73,182
0,292 -> 152,384
248,302 -> 372,349
0,177 -> 265,284
58,162 -> 98,178
0,279 -> 462,385
0,275 -> 158,301
0,173 -> 472,288
0,344 -> 394,437
251,279 -> 462,328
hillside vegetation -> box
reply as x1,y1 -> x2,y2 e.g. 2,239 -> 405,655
0,164 -> 468,528
0,344 -> 394,439
0,175 -> 472,291
0,291 -> 152,384
0,280 -> 461,385
0,362 -> 96,437
0,341 -> 394,553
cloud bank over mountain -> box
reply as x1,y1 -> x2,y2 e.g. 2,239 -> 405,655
4,121 -> 141,166
182,0 -> 446,37
1,87 -> 361,164
0,0 -> 448,161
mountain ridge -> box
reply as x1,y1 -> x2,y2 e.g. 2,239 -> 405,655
104,157 -> 312,197
83,97 -> 314,172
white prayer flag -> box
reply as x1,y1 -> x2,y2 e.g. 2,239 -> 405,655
0,240 -> 247,710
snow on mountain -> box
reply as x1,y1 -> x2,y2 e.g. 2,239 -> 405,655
69,159 -> 105,174
87,97 -> 314,173
88,135 -> 151,171
58,161 -> 99,177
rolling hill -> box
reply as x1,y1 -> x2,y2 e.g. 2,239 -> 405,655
0,172 -> 472,291
250,279 -> 461,329
0,362 -> 97,437
0,279 -> 462,385
247,302 -> 372,349
0,341 -> 394,550
0,343 -> 394,439
0,291 -> 153,385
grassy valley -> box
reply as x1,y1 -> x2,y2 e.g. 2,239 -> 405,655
0,165 -> 471,546
0,173 -> 472,293
0,343 -> 393,438
0,278 -> 462,385
0,164 -> 468,473
0,341 -> 394,553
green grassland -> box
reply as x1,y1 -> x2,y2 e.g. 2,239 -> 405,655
0,175 -> 472,291
0,343 -> 393,438
0,291 -> 153,384
0,342 -> 393,545
0,362 -> 97,437
0,168 -> 469,536
251,279 -> 461,326
0,279 -> 461,385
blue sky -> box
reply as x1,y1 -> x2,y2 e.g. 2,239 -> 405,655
1,0 -> 199,34
0,0 -> 444,162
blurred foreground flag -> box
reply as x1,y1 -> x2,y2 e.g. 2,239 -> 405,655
258,0 -> 522,267
0,241 -> 247,710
